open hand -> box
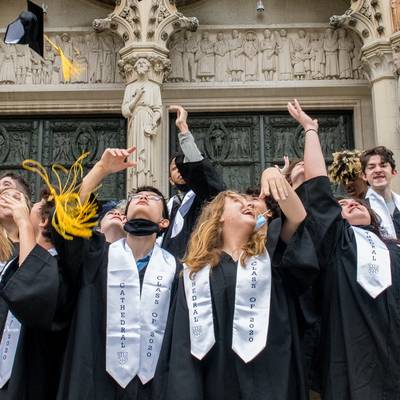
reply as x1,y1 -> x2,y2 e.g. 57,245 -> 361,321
0,190 -> 31,227
287,99 -> 319,132
169,105 -> 189,134
259,167 -> 289,201
275,155 -> 290,175
97,146 -> 137,175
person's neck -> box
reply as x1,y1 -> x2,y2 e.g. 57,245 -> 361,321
373,185 -> 393,202
222,229 -> 251,261
2,220 -> 19,243
104,227 -> 126,244
37,235 -> 53,251
127,233 -> 156,260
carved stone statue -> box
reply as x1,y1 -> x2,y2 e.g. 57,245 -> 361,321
87,33 -> 103,84
101,35 -> 116,83
293,30 -> 311,79
58,33 -> 74,83
310,33 -> 325,79
196,31 -> 215,82
228,30 -> 244,82
0,43 -> 17,84
121,58 -> 162,186
392,0 -> 400,32
352,33 -> 363,80
337,29 -> 354,79
243,31 -> 259,81
260,29 -> 277,80
183,31 -> 198,82
214,32 -> 229,82
15,45 -> 33,84
169,34 -> 184,82
276,29 -> 293,80
323,28 -> 339,79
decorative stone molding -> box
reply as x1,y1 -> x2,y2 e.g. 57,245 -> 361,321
361,40 -> 395,82
166,26 -> 365,84
391,31 -> 400,74
0,30 -> 124,85
329,0 -> 385,44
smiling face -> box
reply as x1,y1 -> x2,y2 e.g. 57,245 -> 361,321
362,154 -> 397,192
220,194 -> 256,233
339,198 -> 371,226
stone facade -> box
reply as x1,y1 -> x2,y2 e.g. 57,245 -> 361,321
0,0 -> 400,193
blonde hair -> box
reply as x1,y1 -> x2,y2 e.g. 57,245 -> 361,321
0,227 -> 13,263
183,191 -> 266,276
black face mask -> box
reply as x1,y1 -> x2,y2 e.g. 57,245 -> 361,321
124,219 -> 160,236
175,183 -> 190,193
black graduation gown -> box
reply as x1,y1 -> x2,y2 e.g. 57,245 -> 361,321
165,219 -> 319,400
162,157 -> 226,259
0,244 -> 70,400
54,232 -> 181,400
302,176 -> 400,400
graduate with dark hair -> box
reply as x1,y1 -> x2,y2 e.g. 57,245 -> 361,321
287,99 -> 400,400
51,147 -> 182,400
165,162 -> 319,400
161,105 -> 226,259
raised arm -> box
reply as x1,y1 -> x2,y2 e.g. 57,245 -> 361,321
287,99 -> 326,179
79,146 -> 136,203
260,167 -> 306,243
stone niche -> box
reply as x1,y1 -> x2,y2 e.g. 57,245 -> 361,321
0,30 -> 124,85
167,26 -> 364,84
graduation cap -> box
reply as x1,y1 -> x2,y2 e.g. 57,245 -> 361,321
4,0 -> 44,57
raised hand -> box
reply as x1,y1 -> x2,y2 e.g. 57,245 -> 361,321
287,99 -> 319,132
275,155 -> 290,175
97,146 -> 137,175
0,190 -> 31,227
259,167 -> 289,201
169,105 -> 189,134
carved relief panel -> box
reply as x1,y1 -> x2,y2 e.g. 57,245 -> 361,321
170,111 -> 354,192
167,27 -> 365,83
0,116 -> 126,200
0,30 -> 124,86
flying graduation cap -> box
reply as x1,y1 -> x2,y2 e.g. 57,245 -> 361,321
4,0 -> 44,57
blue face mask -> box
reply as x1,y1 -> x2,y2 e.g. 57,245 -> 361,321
255,214 -> 267,231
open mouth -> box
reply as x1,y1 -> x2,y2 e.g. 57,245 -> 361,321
242,208 -> 255,217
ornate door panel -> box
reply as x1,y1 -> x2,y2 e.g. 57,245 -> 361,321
0,116 -> 126,200
170,111 -> 354,192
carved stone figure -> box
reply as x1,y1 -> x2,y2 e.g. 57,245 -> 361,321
101,35 -> 116,83
183,31 -> 198,82
87,33 -> 103,84
392,0 -> 400,32
169,34 -> 184,82
0,43 -> 17,84
260,29 -> 277,80
209,126 -> 226,158
31,52 -> 43,84
352,33 -> 363,80
72,36 -> 88,83
228,30 -> 244,82
196,31 -> 215,82
293,30 -> 311,79
59,33 -> 74,83
15,45 -> 32,84
276,29 -> 293,80
214,32 -> 229,81
337,29 -> 354,79
310,33 -> 325,79
323,28 -> 339,79
243,31 -> 259,81
121,58 -> 162,186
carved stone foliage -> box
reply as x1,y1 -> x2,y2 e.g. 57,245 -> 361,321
170,112 -> 354,192
0,31 -> 124,85
0,117 -> 127,201
166,27 -> 365,83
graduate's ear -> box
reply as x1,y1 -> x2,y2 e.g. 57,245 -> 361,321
392,168 -> 398,177
159,218 -> 169,230
361,172 -> 368,182
39,216 -> 49,229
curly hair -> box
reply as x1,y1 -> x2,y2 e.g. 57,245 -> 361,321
182,191 -> 266,276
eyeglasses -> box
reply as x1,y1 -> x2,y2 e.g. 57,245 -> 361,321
129,193 -> 163,202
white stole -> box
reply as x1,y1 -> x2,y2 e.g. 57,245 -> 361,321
167,190 -> 196,239
106,240 -> 176,388
184,250 -> 272,363
352,226 -> 392,298
366,188 -> 400,239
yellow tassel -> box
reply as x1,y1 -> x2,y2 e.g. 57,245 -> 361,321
22,153 -> 98,240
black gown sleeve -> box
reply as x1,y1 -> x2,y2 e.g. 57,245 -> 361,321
176,156 -> 226,203
0,245 -> 59,330
166,276 -> 203,400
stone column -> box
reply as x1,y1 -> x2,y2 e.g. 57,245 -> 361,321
93,0 -> 198,192
362,40 -> 400,189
